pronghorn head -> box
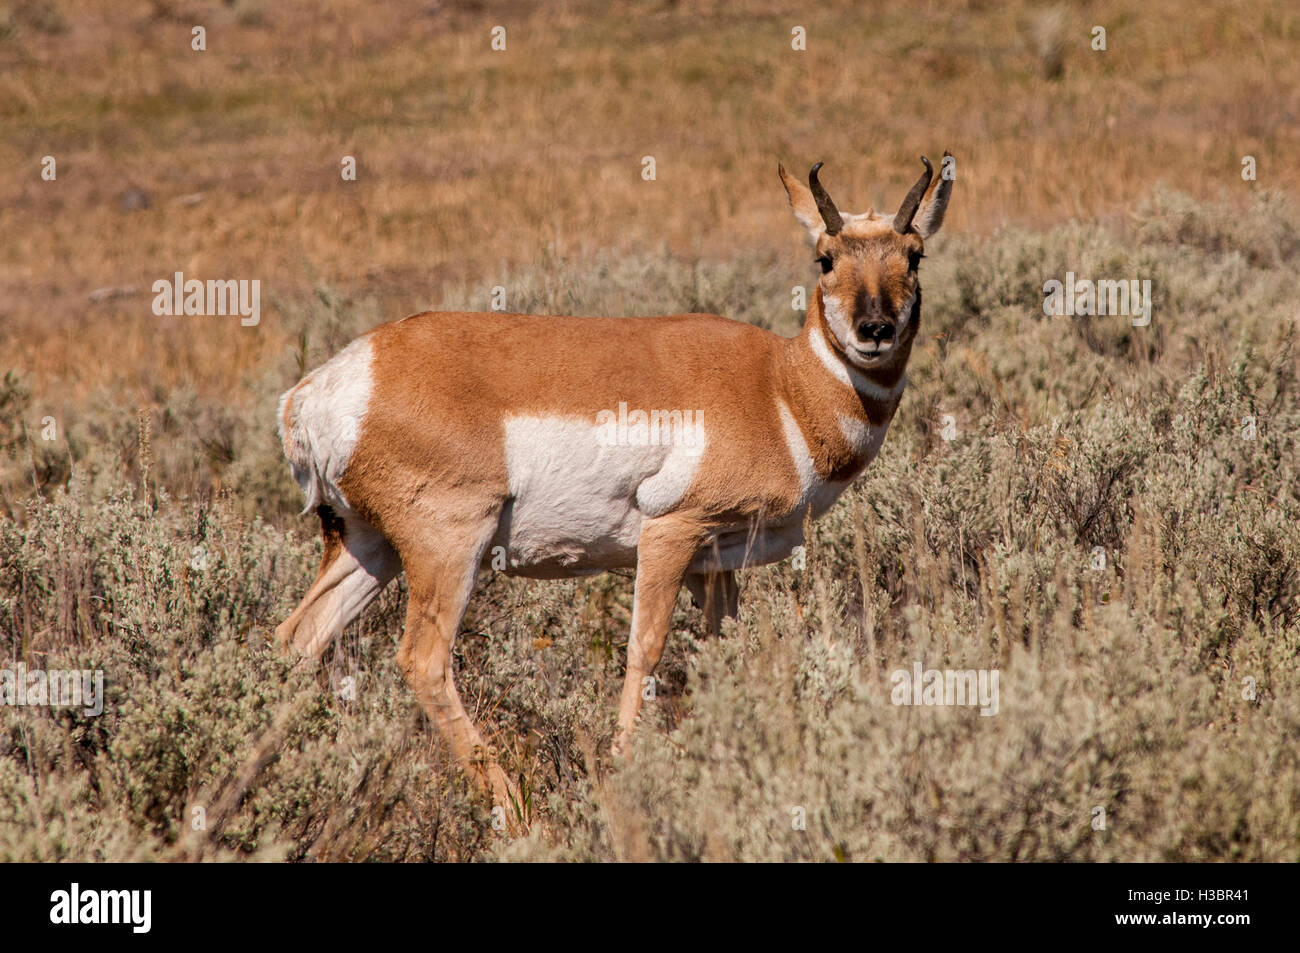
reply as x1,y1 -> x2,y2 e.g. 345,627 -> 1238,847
779,154 -> 953,371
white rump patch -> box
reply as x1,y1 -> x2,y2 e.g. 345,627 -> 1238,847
280,336 -> 374,512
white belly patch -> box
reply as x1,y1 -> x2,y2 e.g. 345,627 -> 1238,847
491,413 -> 707,574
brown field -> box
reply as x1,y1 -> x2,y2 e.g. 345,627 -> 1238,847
0,0 -> 1298,861
4,0 -> 1299,411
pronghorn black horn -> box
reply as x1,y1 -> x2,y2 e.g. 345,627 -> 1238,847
894,156 -> 933,234
808,162 -> 844,235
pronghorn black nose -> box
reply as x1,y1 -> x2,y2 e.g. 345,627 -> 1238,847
858,321 -> 894,343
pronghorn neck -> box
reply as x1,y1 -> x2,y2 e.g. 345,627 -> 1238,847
775,287 -> 911,485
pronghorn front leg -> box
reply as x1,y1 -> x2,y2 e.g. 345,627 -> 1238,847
615,516 -> 710,754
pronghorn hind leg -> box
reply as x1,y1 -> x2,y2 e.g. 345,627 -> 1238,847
275,505 -> 401,661
684,570 -> 739,636
392,511 -> 522,827
615,516 -> 710,754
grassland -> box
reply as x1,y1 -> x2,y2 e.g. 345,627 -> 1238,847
1,0 -> 1298,861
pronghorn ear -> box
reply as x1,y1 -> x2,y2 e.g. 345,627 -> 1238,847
915,150 -> 954,239
778,163 -> 825,242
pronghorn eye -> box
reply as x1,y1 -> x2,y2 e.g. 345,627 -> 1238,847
908,251 -> 924,271
816,255 -> 833,274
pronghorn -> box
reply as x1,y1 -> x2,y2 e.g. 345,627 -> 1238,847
274,155 -> 953,818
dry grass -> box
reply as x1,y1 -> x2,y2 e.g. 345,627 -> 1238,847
1,0 -> 1298,861
3,0 -> 1298,410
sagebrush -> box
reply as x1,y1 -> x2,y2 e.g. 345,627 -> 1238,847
1,190 -> 1298,861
